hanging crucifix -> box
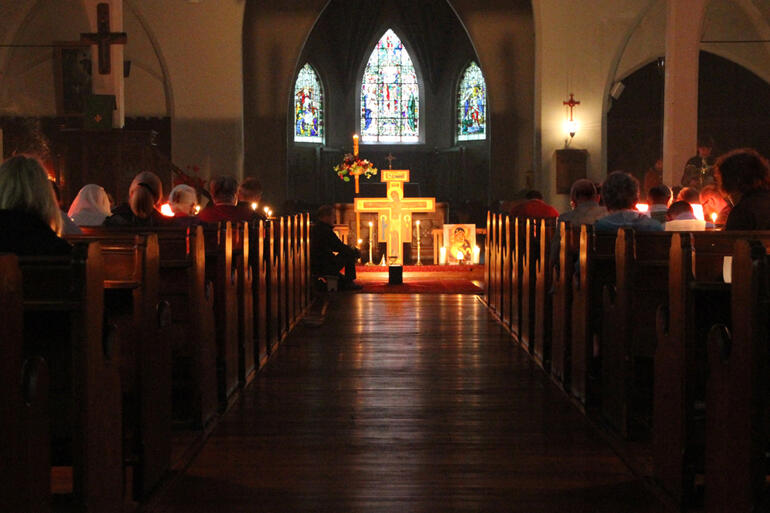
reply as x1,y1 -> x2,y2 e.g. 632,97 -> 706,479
80,3 -> 127,74
563,93 -> 580,138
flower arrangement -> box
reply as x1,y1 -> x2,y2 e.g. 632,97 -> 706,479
333,153 -> 378,182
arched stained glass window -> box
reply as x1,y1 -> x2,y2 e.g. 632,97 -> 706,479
457,62 -> 487,141
294,64 -> 324,143
361,29 -> 419,143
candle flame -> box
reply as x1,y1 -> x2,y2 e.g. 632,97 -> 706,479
635,203 -> 649,213
251,202 -> 258,211
456,251 -> 464,260
194,205 -> 201,215
711,212 -> 718,223
368,221 -> 373,227
160,203 -> 175,217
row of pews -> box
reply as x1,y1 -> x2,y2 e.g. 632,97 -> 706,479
0,215 -> 312,513
485,212 -> 770,512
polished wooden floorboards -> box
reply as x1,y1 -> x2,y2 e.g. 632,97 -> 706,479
149,294 -> 668,512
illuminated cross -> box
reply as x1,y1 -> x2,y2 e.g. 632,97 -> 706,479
563,93 -> 580,122
80,3 -> 127,75
354,170 -> 436,265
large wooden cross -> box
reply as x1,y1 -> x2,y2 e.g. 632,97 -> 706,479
80,3 -> 126,74
354,170 -> 435,265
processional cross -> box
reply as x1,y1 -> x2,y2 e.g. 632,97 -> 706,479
80,3 -> 127,74
354,170 -> 436,265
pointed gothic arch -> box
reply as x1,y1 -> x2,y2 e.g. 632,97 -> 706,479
359,28 -> 421,143
293,63 -> 325,143
456,61 -> 487,141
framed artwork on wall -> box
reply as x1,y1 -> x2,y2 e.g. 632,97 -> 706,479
55,43 -> 92,116
444,224 -> 475,264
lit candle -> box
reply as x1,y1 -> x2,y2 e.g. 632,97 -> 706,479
473,245 -> 480,264
353,134 -> 359,157
456,250 -> 465,264
251,202 -> 258,211
160,203 -> 174,217
711,212 -> 718,223
415,220 -> 422,266
439,247 -> 447,265
368,221 -> 374,265
194,205 -> 201,215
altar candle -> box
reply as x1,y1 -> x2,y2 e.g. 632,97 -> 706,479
415,220 -> 421,265
473,245 -> 480,264
353,134 -> 359,157
439,247 -> 447,265
368,221 -> 374,264
711,212 -> 718,223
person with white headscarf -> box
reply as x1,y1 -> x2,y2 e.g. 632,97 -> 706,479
68,184 -> 112,226
168,184 -> 201,226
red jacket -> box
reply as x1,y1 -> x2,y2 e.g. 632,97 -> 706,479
197,203 -> 253,225
509,199 -> 559,218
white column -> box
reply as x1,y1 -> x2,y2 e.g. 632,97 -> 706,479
662,0 -> 707,187
84,0 -> 125,128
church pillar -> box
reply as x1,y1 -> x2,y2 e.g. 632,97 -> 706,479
661,0 -> 707,187
84,0 -> 125,128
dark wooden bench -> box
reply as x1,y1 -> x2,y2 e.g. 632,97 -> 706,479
204,223 -> 240,411
601,229 -> 672,438
570,225 -> 616,407
0,254 -> 50,513
551,221 -> 580,387
82,226 -> 218,430
704,238 -> 769,513
520,218 -> 538,353
533,218 -> 556,369
500,216 -> 513,329
233,223 -> 256,386
66,232 -> 171,499
249,220 -> 270,369
19,242 -> 123,512
654,230 -> 770,507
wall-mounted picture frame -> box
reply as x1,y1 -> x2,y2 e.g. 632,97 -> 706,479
54,42 -> 92,116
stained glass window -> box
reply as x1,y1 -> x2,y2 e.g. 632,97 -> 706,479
457,62 -> 487,141
361,29 -> 419,143
294,64 -> 324,143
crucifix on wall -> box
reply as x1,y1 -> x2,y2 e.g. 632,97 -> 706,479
354,170 -> 436,265
80,3 -> 126,74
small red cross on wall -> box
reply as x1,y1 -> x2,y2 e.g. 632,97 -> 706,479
563,93 -> 580,122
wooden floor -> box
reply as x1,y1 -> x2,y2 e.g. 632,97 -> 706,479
148,294 -> 669,513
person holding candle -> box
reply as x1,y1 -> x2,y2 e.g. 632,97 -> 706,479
699,184 -> 731,228
715,148 -> 770,230
311,204 -> 362,291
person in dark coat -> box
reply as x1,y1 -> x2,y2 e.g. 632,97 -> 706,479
310,204 -> 361,290
715,148 -> 770,230
0,154 -> 72,255
104,171 -> 172,227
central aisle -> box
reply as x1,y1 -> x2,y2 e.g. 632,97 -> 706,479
150,294 -> 668,513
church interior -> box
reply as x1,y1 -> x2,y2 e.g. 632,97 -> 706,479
3,0 -> 770,511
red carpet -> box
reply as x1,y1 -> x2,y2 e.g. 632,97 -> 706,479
358,279 -> 483,294
356,264 -> 482,273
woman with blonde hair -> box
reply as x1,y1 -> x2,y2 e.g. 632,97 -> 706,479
105,171 -> 171,226
0,154 -> 71,254
68,183 -> 112,226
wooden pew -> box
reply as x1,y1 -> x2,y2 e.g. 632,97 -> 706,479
654,230 -> 770,507
0,254 -> 50,513
204,222 -> 240,410
285,216 -> 296,332
520,218 -> 538,353
500,216 -> 513,329
234,223 -> 256,386
485,212 -> 493,305
66,232 -> 171,499
19,242 -> 123,512
533,218 -> 556,369
705,238 -> 768,513
570,225 -> 616,406
250,220 -> 270,369
551,221 -> 579,387
82,226 -> 217,430
601,229 -> 672,438
508,217 -> 525,340
267,219 -> 281,353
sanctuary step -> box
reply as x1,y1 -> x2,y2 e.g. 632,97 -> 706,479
145,294 -> 670,513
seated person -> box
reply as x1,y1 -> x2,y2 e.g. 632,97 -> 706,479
647,184 -> 672,223
168,184 -> 200,226
699,184 -> 731,226
197,176 -> 253,225
595,171 -> 663,233
236,177 -> 267,224
509,190 -> 559,218
676,186 -> 700,204
105,171 -> 172,227
0,155 -> 72,255
550,179 -> 607,264
663,200 -> 711,231
715,148 -> 770,230
559,179 -> 607,225
68,184 -> 112,226
310,204 -> 361,291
